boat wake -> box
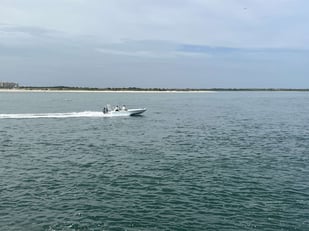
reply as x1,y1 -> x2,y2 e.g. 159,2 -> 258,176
0,111 -> 128,119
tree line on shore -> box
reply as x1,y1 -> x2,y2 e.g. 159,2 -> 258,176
1,82 -> 308,91
15,86 -> 309,91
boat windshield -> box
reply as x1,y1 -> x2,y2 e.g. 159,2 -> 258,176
106,104 -> 112,112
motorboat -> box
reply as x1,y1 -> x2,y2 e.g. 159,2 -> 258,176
103,105 -> 146,116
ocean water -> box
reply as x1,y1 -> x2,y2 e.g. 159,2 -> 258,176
0,91 -> 308,231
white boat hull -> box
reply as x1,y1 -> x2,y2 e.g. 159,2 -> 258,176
127,108 -> 147,116
107,108 -> 146,116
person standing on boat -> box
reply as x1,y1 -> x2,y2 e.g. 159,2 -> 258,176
122,105 -> 127,111
115,105 -> 119,111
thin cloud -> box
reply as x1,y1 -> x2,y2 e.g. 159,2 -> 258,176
0,0 -> 308,48
0,1 -> 309,88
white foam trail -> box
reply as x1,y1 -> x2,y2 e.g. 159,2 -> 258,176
0,111 -> 128,119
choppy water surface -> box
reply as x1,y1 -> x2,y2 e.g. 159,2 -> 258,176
0,92 -> 309,230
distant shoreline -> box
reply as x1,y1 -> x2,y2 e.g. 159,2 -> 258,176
1,87 -> 309,93
0,89 -> 214,93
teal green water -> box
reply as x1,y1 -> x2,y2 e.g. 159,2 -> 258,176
0,92 -> 309,230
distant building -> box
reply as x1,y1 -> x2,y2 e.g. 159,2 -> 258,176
0,82 -> 19,89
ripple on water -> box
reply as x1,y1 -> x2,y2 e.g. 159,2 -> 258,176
1,92 -> 309,230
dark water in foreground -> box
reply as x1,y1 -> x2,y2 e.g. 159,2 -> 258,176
0,92 -> 309,230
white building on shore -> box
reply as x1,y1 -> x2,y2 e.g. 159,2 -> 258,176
0,82 -> 19,89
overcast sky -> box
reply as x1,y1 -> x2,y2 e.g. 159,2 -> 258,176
0,0 -> 308,88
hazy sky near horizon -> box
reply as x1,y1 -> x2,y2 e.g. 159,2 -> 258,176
0,0 -> 309,88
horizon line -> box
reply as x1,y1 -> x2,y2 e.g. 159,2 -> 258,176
3,86 -> 309,91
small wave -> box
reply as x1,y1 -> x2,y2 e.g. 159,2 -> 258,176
0,111 -> 125,119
